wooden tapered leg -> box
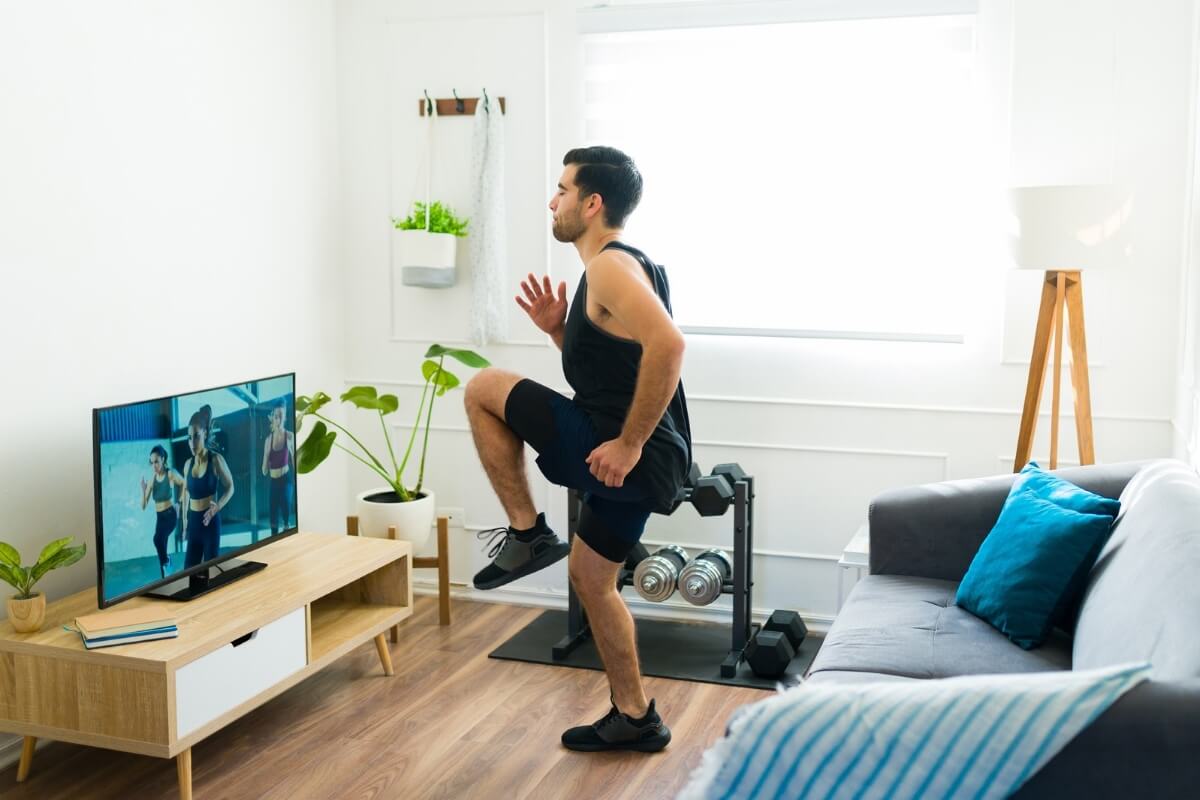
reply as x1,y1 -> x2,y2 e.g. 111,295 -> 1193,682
437,516 -> 451,626
1015,272 -> 1061,472
177,748 -> 192,800
374,633 -> 394,676
1049,272 -> 1067,469
1064,273 -> 1095,465
347,515 -> 359,536
16,736 -> 35,782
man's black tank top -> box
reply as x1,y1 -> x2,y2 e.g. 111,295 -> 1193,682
561,241 -> 692,514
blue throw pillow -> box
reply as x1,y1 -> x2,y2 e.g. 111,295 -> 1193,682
956,488 -> 1117,649
1014,462 -> 1121,629
1013,462 -> 1121,517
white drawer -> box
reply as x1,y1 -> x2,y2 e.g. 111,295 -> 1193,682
174,606 -> 307,739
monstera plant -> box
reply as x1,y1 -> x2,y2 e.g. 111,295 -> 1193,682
296,344 -> 489,546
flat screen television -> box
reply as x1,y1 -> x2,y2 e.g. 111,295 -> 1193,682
92,373 -> 298,607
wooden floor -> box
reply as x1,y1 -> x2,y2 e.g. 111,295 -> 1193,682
0,597 -> 770,799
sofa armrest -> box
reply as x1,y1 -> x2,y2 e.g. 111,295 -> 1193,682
1014,679 -> 1200,800
868,461 -> 1147,582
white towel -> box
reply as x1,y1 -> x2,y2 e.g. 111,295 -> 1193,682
468,91 -> 507,345
679,662 -> 1150,800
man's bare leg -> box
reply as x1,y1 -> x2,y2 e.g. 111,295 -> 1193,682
464,368 -> 537,530
569,535 -> 650,717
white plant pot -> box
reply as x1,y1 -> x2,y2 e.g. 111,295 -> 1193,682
395,229 -> 458,288
355,487 -> 436,551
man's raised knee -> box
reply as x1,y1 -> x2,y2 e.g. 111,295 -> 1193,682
465,368 -> 520,418
464,370 -> 485,411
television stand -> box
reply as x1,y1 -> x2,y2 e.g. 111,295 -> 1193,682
145,557 -> 267,601
0,531 -> 412,800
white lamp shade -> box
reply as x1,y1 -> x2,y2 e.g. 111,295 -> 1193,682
1007,185 -> 1133,270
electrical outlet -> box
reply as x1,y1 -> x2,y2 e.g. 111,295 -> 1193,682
438,507 -> 465,527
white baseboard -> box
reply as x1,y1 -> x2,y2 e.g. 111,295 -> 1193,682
410,579 -> 835,633
0,584 -> 831,773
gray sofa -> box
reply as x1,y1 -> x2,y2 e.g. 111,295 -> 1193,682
805,459 -> 1200,799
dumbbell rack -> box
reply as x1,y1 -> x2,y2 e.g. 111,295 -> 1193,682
552,476 -> 757,678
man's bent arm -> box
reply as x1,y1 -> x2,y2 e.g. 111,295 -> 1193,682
620,335 -> 684,448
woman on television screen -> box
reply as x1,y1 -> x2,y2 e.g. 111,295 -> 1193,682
140,444 -> 185,578
180,405 -> 235,568
261,401 -> 294,535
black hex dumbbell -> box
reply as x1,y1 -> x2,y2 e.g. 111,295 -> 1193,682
764,610 -> 807,652
690,475 -> 735,517
745,630 -> 795,679
711,463 -> 748,490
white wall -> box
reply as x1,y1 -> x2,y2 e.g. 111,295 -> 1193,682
0,0 -> 347,617
338,0 -> 1196,626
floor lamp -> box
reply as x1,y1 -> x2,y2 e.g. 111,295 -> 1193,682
1009,185 -> 1131,472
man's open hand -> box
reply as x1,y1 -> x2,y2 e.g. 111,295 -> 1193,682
516,273 -> 568,336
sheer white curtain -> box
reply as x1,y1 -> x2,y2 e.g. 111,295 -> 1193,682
583,11 -> 981,339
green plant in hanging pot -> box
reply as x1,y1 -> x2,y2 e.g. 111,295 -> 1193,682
392,201 -> 470,289
0,537 -> 87,633
296,344 -> 489,548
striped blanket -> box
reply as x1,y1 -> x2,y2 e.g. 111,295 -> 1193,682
679,663 -> 1149,800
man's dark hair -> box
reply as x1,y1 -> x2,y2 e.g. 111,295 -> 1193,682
563,146 -> 643,229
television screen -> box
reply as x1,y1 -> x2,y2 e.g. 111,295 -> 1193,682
93,373 -> 298,607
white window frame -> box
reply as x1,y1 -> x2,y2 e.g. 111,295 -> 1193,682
578,0 -> 978,344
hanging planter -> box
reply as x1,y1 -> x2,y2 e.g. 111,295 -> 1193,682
392,201 -> 469,289
393,96 -> 470,289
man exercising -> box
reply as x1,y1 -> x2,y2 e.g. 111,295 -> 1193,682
464,146 -> 691,752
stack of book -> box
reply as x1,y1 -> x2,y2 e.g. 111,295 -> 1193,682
75,606 -> 178,649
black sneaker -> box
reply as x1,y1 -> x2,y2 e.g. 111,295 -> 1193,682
561,699 -> 671,752
472,513 -> 571,590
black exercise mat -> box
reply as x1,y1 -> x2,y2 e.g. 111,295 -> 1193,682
489,609 -> 822,690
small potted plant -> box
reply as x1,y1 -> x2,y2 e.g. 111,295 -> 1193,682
297,344 -> 489,548
393,201 -> 470,288
0,537 -> 87,633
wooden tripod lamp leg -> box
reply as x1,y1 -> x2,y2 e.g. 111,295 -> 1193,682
1065,273 -> 1096,464
1015,272 -> 1061,472
1048,272 -> 1067,469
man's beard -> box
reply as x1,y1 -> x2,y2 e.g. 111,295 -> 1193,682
552,209 -> 586,243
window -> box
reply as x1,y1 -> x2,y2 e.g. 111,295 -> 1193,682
582,8 -> 979,340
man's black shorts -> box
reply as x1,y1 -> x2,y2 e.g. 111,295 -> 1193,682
504,378 -> 654,564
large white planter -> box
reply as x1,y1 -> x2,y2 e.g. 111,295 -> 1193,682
395,229 -> 458,288
354,488 -> 436,551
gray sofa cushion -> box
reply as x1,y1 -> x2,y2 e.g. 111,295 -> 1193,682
807,575 -> 1072,680
1074,460 -> 1200,679
803,670 -> 917,685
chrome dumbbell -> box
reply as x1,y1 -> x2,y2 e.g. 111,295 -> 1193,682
677,549 -> 733,606
634,545 -> 689,602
